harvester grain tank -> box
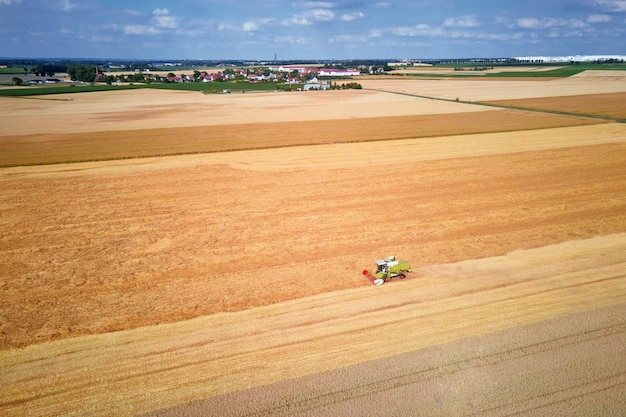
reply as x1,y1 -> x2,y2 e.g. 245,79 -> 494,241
363,256 -> 411,286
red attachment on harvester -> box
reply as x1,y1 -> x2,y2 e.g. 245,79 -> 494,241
362,269 -> 377,284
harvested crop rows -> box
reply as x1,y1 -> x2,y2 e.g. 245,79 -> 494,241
484,91 -> 626,120
1,74 -> 626,416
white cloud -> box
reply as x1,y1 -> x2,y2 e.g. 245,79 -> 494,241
302,1 -> 334,7
443,15 -> 480,28
379,21 -> 532,45
151,8 -> 180,29
273,35 -> 310,45
476,31 -> 524,41
243,21 -> 259,31
124,8 -> 183,35
124,25 -> 160,35
283,8 -> 335,25
595,0 -> 626,12
389,26 -> 418,36
283,15 -> 311,25
341,12 -> 364,21
59,0 -> 76,12
152,15 -> 179,29
587,14 -> 612,23
493,16 -> 511,25
375,2 -> 391,8
565,30 -> 585,37
242,18 -> 274,32
0,0 -> 23,5
310,9 -> 334,21
516,17 -> 587,29
389,24 -> 443,37
122,9 -> 144,17
444,29 -> 472,39
329,34 -> 368,43
517,18 -> 544,29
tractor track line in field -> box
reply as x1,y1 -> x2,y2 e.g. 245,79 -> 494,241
251,328 -> 626,417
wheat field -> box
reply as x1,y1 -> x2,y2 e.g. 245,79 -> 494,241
1,71 -> 625,416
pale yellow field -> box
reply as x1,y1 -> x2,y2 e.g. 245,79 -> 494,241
2,70 -> 624,136
359,70 -> 626,100
1,88 -> 496,135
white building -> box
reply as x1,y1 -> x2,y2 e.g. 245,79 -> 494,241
303,82 -> 330,91
317,68 -> 361,77
512,54 -> 626,63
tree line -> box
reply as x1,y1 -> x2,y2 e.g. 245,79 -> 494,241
66,64 -> 98,83
29,63 -> 101,83
31,63 -> 66,77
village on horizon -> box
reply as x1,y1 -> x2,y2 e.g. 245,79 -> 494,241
2,53 -> 625,66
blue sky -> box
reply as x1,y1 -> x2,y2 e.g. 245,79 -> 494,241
1,0 -> 625,60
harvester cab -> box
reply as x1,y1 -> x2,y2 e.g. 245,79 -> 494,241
363,256 -> 412,286
375,259 -> 388,275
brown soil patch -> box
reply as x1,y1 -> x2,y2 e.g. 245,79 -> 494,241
0,111 -> 603,167
485,92 -> 626,119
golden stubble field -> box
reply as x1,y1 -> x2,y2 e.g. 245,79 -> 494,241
1,71 -> 626,416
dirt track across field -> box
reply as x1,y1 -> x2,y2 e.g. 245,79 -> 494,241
1,75 -> 626,416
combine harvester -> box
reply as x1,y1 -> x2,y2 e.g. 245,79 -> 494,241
363,256 -> 411,286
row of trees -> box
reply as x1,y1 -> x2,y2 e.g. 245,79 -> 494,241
31,63 -> 66,77
329,82 -> 362,90
66,64 -> 98,83
453,66 -> 495,71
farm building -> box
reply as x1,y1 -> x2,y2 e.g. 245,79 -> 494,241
303,82 -> 330,91
317,68 -> 361,77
